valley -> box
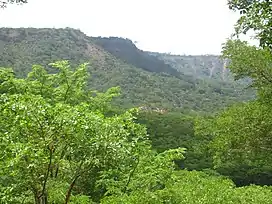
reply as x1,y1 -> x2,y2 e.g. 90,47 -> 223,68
1,2 -> 271,200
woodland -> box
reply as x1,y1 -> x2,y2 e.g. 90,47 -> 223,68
0,0 -> 271,203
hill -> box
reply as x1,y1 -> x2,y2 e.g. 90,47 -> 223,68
92,37 -> 181,77
148,52 -> 230,80
0,27 -> 254,112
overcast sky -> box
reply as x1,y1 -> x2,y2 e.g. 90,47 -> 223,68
0,0 -> 256,55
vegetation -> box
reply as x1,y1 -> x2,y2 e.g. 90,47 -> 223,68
136,111 -> 213,171
0,27 -> 253,112
194,0 -> 272,187
1,61 -> 271,203
103,170 -> 272,204
195,39 -> 272,186
0,0 -> 271,203
0,61 -> 186,203
228,0 -> 272,51
92,37 -> 181,77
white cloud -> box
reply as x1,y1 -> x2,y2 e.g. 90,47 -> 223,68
0,0 -> 257,55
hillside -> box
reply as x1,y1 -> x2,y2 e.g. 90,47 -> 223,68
149,52 -> 230,80
92,37 -> 181,77
0,27 -> 254,112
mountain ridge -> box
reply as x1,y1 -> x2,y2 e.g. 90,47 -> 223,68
0,27 -> 254,112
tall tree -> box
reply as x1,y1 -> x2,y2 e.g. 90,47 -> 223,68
195,0 -> 272,185
0,61 -> 186,203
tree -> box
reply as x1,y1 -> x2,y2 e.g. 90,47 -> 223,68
102,170 -> 272,204
194,0 -> 272,185
195,101 -> 272,185
0,0 -> 27,8
228,0 -> 272,50
136,111 -> 213,171
194,16 -> 272,186
0,61 -> 127,203
222,39 -> 272,102
0,61 -> 187,203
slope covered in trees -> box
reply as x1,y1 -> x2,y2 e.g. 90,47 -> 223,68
1,0 -> 271,202
0,61 -> 271,203
92,37 -> 181,77
0,27 -> 253,112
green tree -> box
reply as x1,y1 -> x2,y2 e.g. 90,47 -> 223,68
228,0 -> 272,50
195,101 -> 272,185
222,39 -> 272,102
0,61 -> 186,203
193,0 -> 272,186
136,111 -> 213,170
195,36 -> 272,186
102,170 -> 272,204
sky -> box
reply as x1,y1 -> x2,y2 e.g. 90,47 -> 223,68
0,0 -> 257,55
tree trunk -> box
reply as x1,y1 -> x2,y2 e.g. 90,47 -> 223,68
64,175 -> 79,204
34,191 -> 48,204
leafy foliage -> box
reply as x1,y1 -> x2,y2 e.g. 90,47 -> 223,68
136,111 -> 213,170
0,61 -> 186,203
222,39 -> 272,102
1,0 -> 272,200
195,101 -> 272,185
228,0 -> 272,50
93,37 -> 181,77
1,60 -> 270,203
102,170 -> 272,204
195,33 -> 272,186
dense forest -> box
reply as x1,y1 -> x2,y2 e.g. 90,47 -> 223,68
0,0 -> 271,203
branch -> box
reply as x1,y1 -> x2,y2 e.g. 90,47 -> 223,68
62,69 -> 71,103
123,157 -> 140,194
40,147 -> 53,200
54,144 -> 68,178
259,70 -> 272,84
64,161 -> 84,204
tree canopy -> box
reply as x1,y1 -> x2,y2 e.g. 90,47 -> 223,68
0,0 -> 272,203
0,61 -> 187,203
228,0 -> 272,50
194,0 -> 272,186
